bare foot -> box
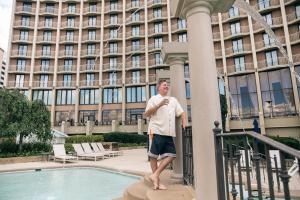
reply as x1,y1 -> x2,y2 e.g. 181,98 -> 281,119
158,183 -> 167,190
149,174 -> 159,190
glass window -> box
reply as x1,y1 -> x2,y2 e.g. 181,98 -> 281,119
131,0 -> 139,7
18,45 -> 27,56
177,19 -> 186,29
234,56 -> 245,72
153,8 -> 162,18
178,33 -> 187,42
125,109 -> 144,124
88,16 -> 96,27
185,82 -> 191,99
42,45 -> 51,56
154,22 -> 163,33
229,6 -> 239,17
20,30 -> 29,41
263,33 -> 275,47
87,59 -> 95,70
103,88 -> 122,104
263,13 -> 272,25
232,39 -> 243,53
88,30 -> 96,40
154,53 -> 162,65
132,40 -> 140,51
296,5 -> 300,19
110,28 -> 118,38
43,31 -> 52,41
89,3 -> 97,12
66,31 -> 74,41
132,55 -> 140,67
109,42 -> 118,53
65,45 -> 73,56
126,86 -> 146,102
110,14 -> 118,24
265,50 -> 278,67
110,0 -> 118,10
80,89 -> 99,105
132,26 -> 140,36
17,59 -> 26,71
184,64 -> 190,78
16,74 -> 25,87
40,75 -> 49,87
258,0 -> 270,10
87,44 -> 96,55
67,17 -> 75,27
32,90 -> 52,105
45,17 -> 53,27
230,22 -> 241,35
132,11 -> 140,21
86,73 -> 95,85
63,75 -> 72,86
23,2 -> 32,12
21,16 -> 30,26
154,37 -> 163,48
41,60 -> 50,71
109,57 -> 117,68
149,85 -> 157,97
45,3 -> 54,13
64,59 -> 73,71
109,72 -> 117,85
132,71 -> 140,83
68,3 -> 76,13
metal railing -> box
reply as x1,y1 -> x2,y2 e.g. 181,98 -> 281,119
213,121 -> 300,200
182,126 -> 194,185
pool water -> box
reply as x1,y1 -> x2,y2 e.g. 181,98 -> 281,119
0,168 -> 139,200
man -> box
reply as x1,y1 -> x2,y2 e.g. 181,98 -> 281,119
144,79 -> 186,190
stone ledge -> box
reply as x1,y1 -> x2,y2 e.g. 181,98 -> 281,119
0,156 -> 43,165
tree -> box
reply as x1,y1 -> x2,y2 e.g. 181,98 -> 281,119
220,94 -> 228,131
0,89 -> 51,151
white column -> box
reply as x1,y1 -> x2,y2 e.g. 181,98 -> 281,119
185,5 -> 220,200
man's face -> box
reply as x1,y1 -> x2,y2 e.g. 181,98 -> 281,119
158,81 -> 169,95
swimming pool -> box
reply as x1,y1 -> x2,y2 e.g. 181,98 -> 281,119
0,168 -> 139,200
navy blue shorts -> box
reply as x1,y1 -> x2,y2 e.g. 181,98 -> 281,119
148,134 -> 176,159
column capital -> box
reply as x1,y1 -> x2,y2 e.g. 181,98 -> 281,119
170,0 -> 235,19
161,42 -> 188,66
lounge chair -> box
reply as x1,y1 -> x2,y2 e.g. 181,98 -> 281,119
72,143 -> 105,161
269,150 -> 281,169
96,142 -> 122,156
53,144 -> 78,164
81,143 -> 108,158
239,150 -> 252,168
90,143 -> 111,157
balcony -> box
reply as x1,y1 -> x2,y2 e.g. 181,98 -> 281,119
12,35 -> 33,43
211,15 -> 219,25
102,79 -> 122,87
227,63 -> 254,74
225,44 -> 252,57
102,63 -> 123,72
32,81 -> 53,88
149,75 -> 156,83
80,80 -> 99,87
214,49 -> 222,59
257,57 -> 289,69
104,4 -> 123,13
82,34 -> 100,42
252,17 -> 283,32
11,50 -> 32,58
80,64 -> 99,72
126,61 -> 145,70
223,26 -> 249,39
286,12 -> 300,24
9,65 -> 30,74
290,32 -> 300,45
38,21 -> 58,29
60,21 -> 79,29
254,0 -> 280,12
126,16 -> 145,25
57,65 -> 76,73
255,36 -> 285,51
15,6 -> 36,14
126,30 -> 145,39
148,59 -> 168,68
103,47 -> 122,56
213,32 -> 221,41
40,7 -> 58,15
61,7 -> 80,15
222,11 -> 248,23
56,81 -> 76,87
293,54 -> 300,64
104,18 -> 122,27
83,6 -> 100,15
35,50 -> 55,58
80,49 -> 100,57
14,20 -> 35,28
284,0 -> 297,5
148,44 -> 162,52
34,66 -> 54,73
125,76 -> 146,85
82,20 -> 101,29
104,32 -> 123,41
148,0 -> 167,8
126,2 -> 142,11
58,50 -> 77,58
125,45 -> 145,54
148,27 -> 168,37
171,23 -> 187,33
7,81 -> 29,88
60,35 -> 79,43
148,12 -> 168,22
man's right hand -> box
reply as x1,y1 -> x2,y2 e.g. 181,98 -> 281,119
157,98 -> 169,108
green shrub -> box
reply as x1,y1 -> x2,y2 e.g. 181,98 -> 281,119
103,132 -> 147,144
268,136 -> 300,150
65,135 -> 104,144
118,143 -> 147,147
64,143 -> 74,153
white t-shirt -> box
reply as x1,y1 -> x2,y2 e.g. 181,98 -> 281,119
145,94 -> 184,137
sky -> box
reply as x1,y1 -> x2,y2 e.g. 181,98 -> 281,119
0,0 -> 13,59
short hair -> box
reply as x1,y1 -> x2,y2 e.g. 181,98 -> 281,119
157,79 -> 168,90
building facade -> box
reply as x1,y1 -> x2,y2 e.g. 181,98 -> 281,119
5,0 -> 300,137
0,48 -> 6,88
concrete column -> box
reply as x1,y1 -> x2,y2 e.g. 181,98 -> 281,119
138,119 -> 143,135
112,120 -> 116,132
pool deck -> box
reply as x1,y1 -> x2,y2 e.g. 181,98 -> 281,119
0,148 -> 152,176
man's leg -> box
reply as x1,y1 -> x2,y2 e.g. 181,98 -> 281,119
150,157 -> 158,173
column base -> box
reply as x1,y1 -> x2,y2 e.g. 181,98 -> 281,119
171,172 -> 184,183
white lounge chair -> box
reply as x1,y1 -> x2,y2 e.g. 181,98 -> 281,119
53,144 -> 78,164
270,150 -> 281,169
239,150 -> 252,168
72,143 -> 105,161
96,142 -> 122,156
90,143 -> 111,157
81,143 -> 107,158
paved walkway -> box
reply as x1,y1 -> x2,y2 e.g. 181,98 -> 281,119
0,149 -> 152,176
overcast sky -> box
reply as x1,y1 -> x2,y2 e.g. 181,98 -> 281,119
0,0 -> 13,58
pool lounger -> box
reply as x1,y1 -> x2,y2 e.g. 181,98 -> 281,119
96,142 -> 123,156
53,144 -> 78,164
81,143 -> 108,158
90,143 -> 112,157
72,144 -> 105,161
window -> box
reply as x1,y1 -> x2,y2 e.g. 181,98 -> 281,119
67,17 -> 75,27
265,50 -> 278,67
132,55 -> 140,67
153,8 -> 162,18
56,90 -> 75,105
132,11 -> 140,21
109,72 -> 117,84
63,75 -> 72,86
40,75 -> 49,87
218,78 -> 225,95
80,89 -> 99,104
88,30 -> 96,40
41,60 -> 50,71
17,59 -> 26,71
23,2 -> 32,12
21,16 -> 30,26
87,44 -> 96,55
131,0 -> 139,7
109,57 -> 117,69
132,40 -> 140,51
154,53 -> 162,65
230,22 -> 241,35
178,33 -> 187,42
102,110 -> 122,124
16,74 -> 24,87
154,22 -> 163,33
258,0 -> 270,10
43,31 -> 52,41
234,56 -> 245,72
68,3 -> 76,13
185,82 -> 191,99
132,71 -> 140,83
125,109 -> 144,124
229,6 -> 239,17
228,74 -> 259,119
18,45 -> 27,56
149,85 -> 157,97
20,31 -> 29,41
88,16 -> 96,27
110,0 -> 118,10
132,26 -> 140,36
110,28 -> 118,39
232,39 -> 243,53
64,59 -> 73,71
263,13 -> 272,25
103,88 -> 122,103
45,17 -> 53,27
154,37 -> 163,48
126,86 -> 146,102
263,33 -> 275,47
46,3 -> 54,13
87,59 -> 95,70
65,45 -> 73,56
42,45 -> 51,56
55,111 -> 75,125
89,3 -> 97,12
110,14 -> 118,24
184,64 -> 190,78
297,5 -> 300,19
79,111 -> 97,123
177,19 -> 186,29
260,68 -> 296,117
66,31 -> 74,41
109,42 -> 118,53
86,73 -> 95,85
32,90 -> 52,105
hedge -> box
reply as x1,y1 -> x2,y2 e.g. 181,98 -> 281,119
65,135 -> 104,144
103,132 -> 147,144
268,136 -> 300,150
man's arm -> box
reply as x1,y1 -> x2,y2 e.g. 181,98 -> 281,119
144,98 -> 169,117
181,112 -> 187,130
